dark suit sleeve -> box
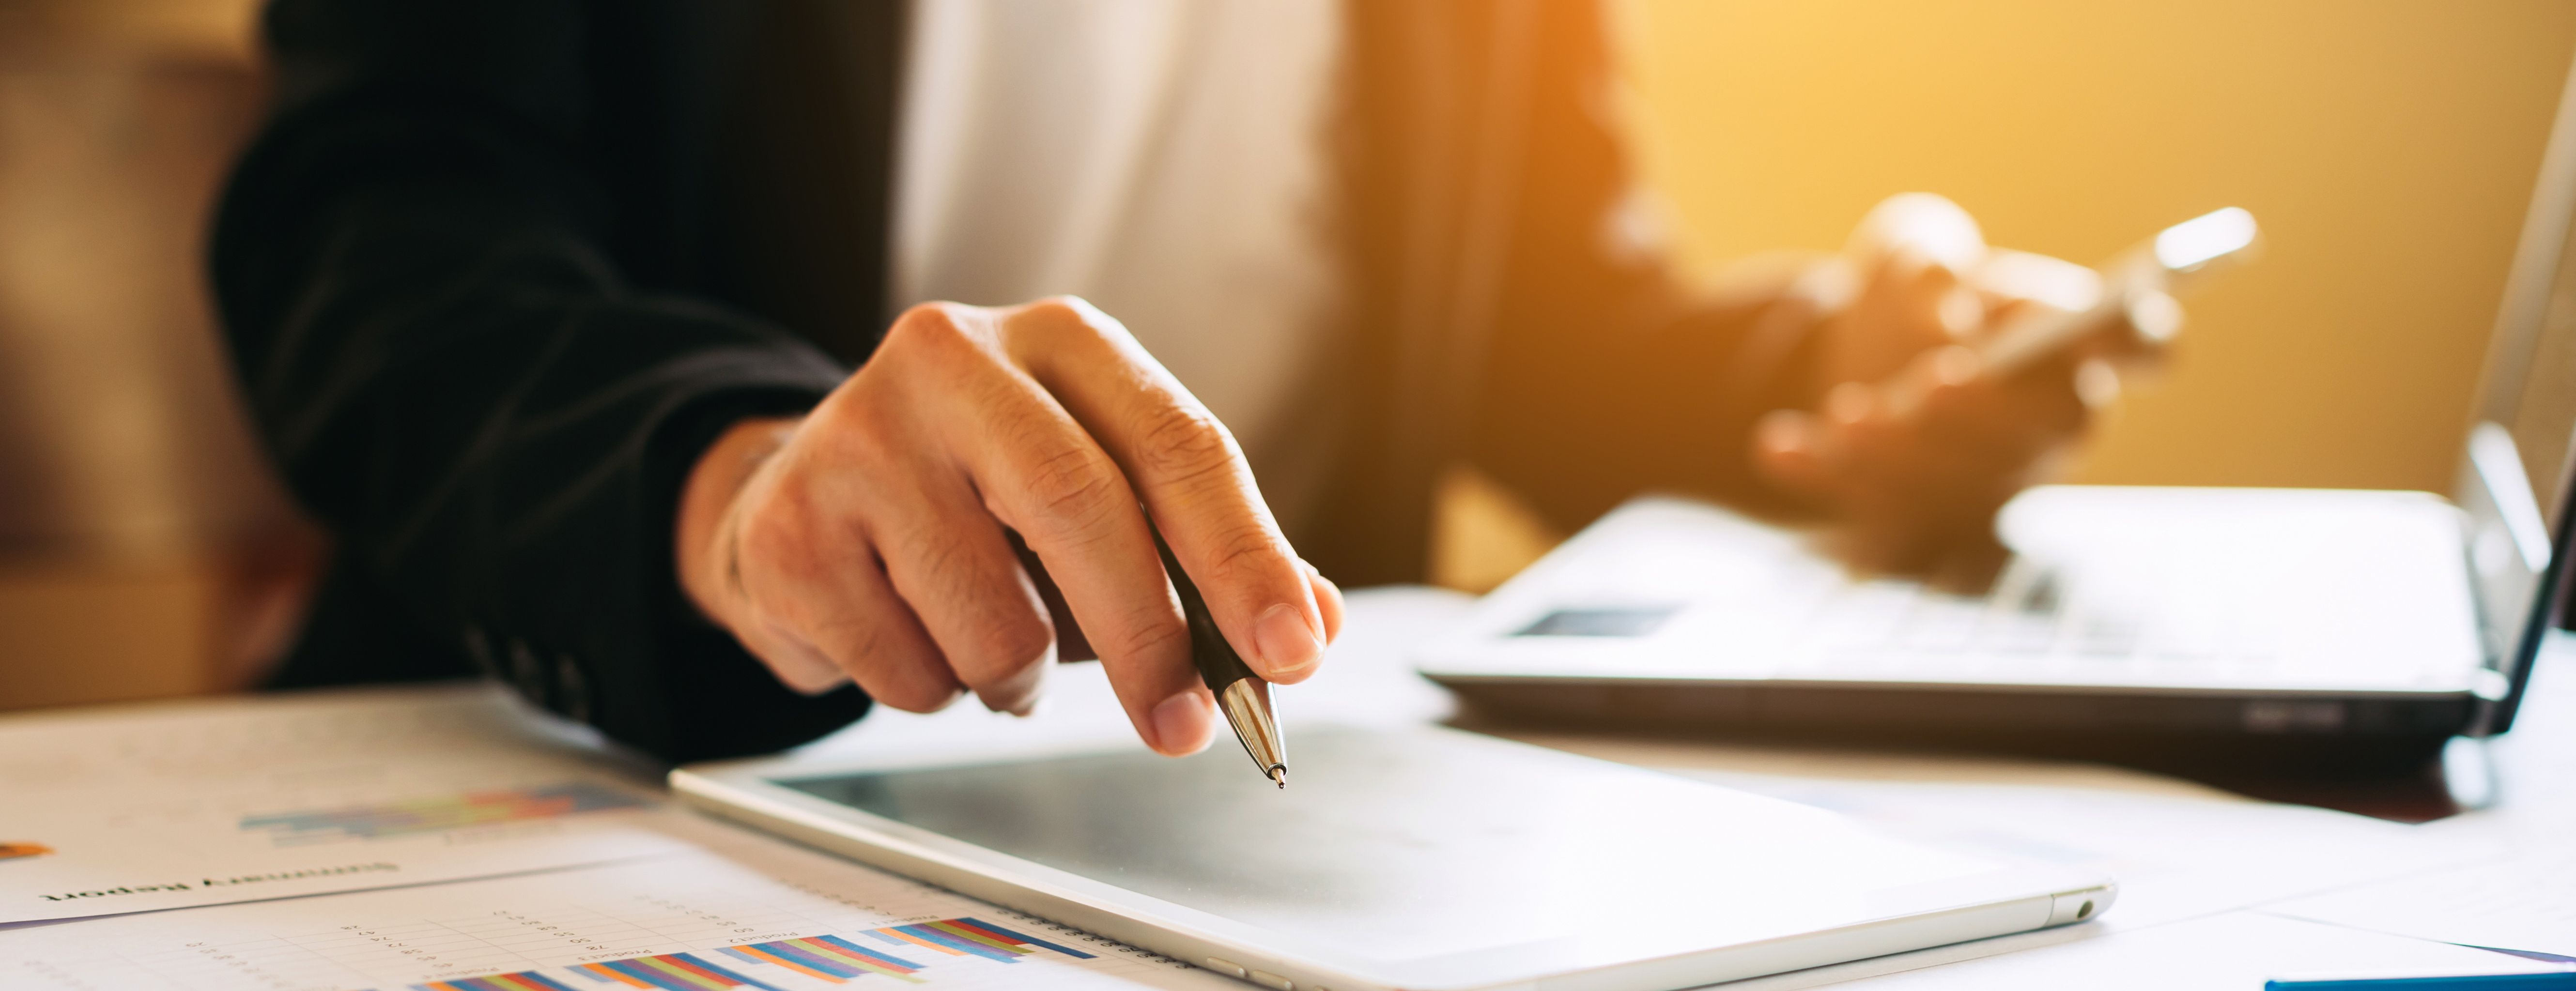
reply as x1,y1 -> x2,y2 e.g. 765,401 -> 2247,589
1465,2 -> 1836,529
210,0 -> 870,762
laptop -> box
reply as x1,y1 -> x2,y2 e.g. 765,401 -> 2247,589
1417,78 -> 2576,770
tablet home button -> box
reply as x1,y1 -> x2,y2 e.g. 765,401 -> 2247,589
1204,958 -> 1248,979
1249,970 -> 1294,990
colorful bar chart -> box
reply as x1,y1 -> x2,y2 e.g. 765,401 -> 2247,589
403,918 -> 1094,991
412,972 -> 585,991
572,951 -> 792,991
721,935 -> 925,983
861,918 -> 1094,964
415,951 -> 781,991
240,783 -> 648,844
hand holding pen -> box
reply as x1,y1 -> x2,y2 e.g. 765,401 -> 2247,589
676,298 -> 1343,759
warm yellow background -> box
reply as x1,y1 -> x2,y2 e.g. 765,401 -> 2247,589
1623,0 -> 2576,493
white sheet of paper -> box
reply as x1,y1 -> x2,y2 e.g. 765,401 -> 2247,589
1653,770 -> 2499,930
2252,643 -> 2576,956
0,685 -> 706,923
0,837 -> 1231,991
1767,911 -> 2559,991
1486,722 -> 2505,935
2263,841 -> 2576,955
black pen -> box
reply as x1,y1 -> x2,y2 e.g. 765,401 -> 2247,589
1152,529 -> 1287,787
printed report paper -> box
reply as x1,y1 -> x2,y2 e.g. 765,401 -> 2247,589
0,839 -> 1229,991
0,685 -> 703,923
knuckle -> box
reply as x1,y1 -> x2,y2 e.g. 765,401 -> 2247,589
1199,522 -> 1285,585
1028,294 -> 1106,329
1013,295 -> 1135,348
969,610 -> 1055,673
884,302 -> 993,362
889,301 -> 964,343
1106,605 -> 1191,665
1022,296 -> 1087,325
1020,441 -> 1123,526
1132,404 -> 1237,483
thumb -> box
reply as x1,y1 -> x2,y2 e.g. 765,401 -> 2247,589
1845,192 -> 1987,274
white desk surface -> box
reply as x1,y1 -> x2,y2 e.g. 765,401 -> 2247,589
5,586 -> 2568,989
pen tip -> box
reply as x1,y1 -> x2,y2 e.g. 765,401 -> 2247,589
1269,766 -> 1286,789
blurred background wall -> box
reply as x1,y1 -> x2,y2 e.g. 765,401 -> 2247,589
0,0 -> 304,711
1436,0 -> 2576,589
5,1 -> 2576,707
1628,0 -> 2576,492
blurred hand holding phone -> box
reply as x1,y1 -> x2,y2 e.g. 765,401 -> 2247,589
1753,194 -> 2261,571
1884,204 -> 2257,415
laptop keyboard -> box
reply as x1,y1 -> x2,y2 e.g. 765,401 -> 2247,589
1802,557 -> 2276,670
1452,494 -> 2487,693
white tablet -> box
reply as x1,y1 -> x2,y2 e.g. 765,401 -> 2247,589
672,726 -> 2111,991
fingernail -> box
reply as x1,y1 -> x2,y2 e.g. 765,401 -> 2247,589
1151,692 -> 1213,756
1254,603 -> 1323,679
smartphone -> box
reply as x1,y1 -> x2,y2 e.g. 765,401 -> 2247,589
1979,206 -> 2259,375
1880,206 -> 2258,415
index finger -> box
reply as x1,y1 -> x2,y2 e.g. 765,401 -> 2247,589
882,302 -> 1210,756
1005,299 -> 1327,684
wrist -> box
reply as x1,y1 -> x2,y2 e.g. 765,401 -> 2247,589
675,415 -> 802,624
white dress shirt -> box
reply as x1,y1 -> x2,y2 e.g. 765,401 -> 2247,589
889,0 -> 1344,513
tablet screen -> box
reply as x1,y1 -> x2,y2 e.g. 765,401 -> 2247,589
779,728 -> 1993,965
